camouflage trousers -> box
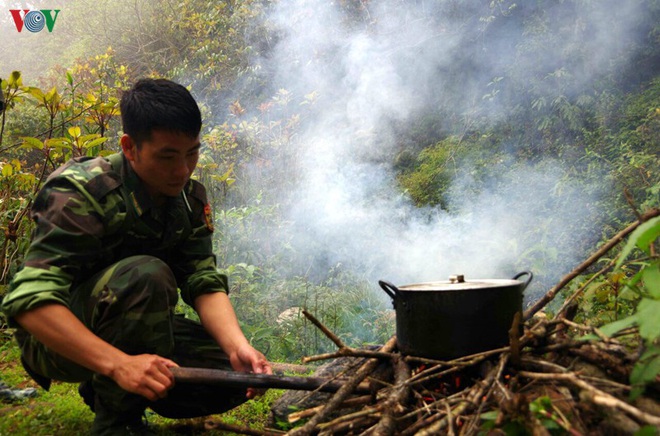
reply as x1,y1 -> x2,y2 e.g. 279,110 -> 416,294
15,255 -> 247,418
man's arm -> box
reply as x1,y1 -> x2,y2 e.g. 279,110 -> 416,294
15,304 -> 177,401
193,292 -> 272,397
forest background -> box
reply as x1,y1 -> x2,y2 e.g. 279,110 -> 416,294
1,0 -> 660,392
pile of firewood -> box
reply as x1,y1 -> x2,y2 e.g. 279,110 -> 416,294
205,209 -> 660,435
252,312 -> 656,435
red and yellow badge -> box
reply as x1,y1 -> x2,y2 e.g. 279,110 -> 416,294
204,203 -> 214,232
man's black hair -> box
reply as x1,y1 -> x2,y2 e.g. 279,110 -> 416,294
120,78 -> 201,146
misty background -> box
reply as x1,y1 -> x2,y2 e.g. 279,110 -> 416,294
211,0 -> 644,305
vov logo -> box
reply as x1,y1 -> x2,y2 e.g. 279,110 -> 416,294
9,9 -> 61,33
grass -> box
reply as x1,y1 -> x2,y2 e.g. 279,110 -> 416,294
0,329 -> 285,435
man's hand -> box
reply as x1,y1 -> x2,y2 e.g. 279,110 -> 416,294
228,343 -> 272,399
109,354 -> 178,401
194,292 -> 273,399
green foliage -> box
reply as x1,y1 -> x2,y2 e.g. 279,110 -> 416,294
19,126 -> 110,161
480,395 -> 570,435
0,158 -> 36,287
0,64 -> 124,291
397,137 -> 460,208
597,216 -> 660,399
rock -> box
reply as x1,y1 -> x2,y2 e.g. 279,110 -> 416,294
0,379 -> 38,402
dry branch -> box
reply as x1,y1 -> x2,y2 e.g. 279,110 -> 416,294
287,395 -> 374,424
300,309 -> 397,364
302,309 -> 346,349
302,349 -> 399,364
172,367 -> 371,394
205,419 -> 285,435
372,355 -> 412,435
519,371 -> 660,426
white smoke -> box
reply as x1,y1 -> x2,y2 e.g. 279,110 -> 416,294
231,0 -> 642,302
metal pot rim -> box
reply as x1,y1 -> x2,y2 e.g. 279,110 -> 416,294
397,278 -> 523,292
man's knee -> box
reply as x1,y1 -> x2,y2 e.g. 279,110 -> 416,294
89,256 -> 178,355
108,255 -> 178,306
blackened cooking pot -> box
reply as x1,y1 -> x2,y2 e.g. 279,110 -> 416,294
379,272 -> 532,360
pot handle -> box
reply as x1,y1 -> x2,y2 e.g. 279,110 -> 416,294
378,280 -> 401,301
512,271 -> 533,291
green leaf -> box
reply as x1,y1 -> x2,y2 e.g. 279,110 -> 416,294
529,396 -> 552,414
20,136 -> 44,150
81,137 -> 109,149
636,298 -> 660,341
97,149 -> 116,157
44,87 -> 60,104
8,71 -> 22,87
634,425 -> 660,436
616,217 -> 660,269
592,314 -> 638,339
68,126 -> 82,138
26,86 -> 46,100
630,346 -> 660,400
642,263 -> 660,299
1,163 -> 14,177
79,134 -> 100,143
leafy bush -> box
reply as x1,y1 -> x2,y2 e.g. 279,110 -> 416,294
598,216 -> 660,399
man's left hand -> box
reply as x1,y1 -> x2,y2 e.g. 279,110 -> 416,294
228,343 -> 272,399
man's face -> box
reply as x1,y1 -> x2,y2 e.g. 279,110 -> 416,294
121,130 -> 200,201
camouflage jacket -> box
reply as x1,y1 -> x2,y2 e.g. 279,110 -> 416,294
1,153 -> 227,324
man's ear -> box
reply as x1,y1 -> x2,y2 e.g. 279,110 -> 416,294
120,134 -> 136,161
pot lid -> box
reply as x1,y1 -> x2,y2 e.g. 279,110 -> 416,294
397,274 -> 523,291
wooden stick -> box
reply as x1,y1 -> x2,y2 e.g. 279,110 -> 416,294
302,348 -> 398,364
271,362 -> 313,375
406,346 -> 508,387
203,419 -> 285,435
287,395 -> 374,423
509,311 -> 522,366
518,371 -> 660,426
300,310 -> 397,364
524,208 -> 660,321
316,406 -> 380,431
372,355 -> 412,435
317,414 -> 379,435
171,367 -> 370,394
302,309 -> 346,349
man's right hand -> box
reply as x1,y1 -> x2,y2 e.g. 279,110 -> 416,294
110,354 -> 178,401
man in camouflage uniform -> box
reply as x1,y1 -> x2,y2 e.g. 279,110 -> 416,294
1,78 -> 272,435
